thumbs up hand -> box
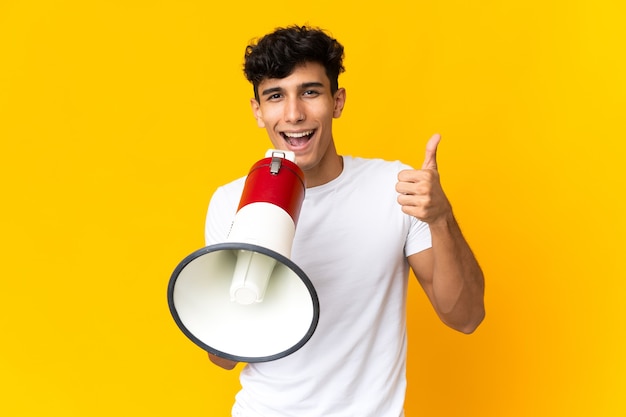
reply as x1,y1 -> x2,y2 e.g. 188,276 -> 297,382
396,134 -> 452,224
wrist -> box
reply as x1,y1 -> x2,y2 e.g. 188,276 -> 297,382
427,210 -> 456,232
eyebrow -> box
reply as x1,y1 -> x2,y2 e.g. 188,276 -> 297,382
260,82 -> 326,97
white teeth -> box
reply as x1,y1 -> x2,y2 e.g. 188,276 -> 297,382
283,130 -> 313,138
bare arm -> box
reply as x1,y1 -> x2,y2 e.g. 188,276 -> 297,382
397,134 -> 485,333
408,218 -> 485,333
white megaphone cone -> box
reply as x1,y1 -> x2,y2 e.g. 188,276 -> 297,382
167,150 -> 319,363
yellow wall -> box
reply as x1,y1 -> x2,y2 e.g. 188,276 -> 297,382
1,1 -> 624,415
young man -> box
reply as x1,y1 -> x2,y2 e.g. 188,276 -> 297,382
205,25 -> 485,417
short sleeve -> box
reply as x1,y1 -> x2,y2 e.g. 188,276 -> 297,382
204,178 -> 246,246
404,216 -> 432,257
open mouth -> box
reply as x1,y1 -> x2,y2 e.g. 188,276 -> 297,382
281,130 -> 315,147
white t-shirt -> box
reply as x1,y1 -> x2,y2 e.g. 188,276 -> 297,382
205,156 -> 432,417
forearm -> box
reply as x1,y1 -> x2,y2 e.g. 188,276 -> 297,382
428,212 -> 485,333
208,353 -> 239,370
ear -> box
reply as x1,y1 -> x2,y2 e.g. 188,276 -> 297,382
250,98 -> 265,128
332,88 -> 346,118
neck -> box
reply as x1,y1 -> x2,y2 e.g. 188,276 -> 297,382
302,144 -> 343,188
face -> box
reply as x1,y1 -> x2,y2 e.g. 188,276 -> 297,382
250,61 -> 346,187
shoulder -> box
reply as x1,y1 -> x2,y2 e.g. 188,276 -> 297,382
343,156 -> 413,184
210,176 -> 246,206
345,155 -> 413,171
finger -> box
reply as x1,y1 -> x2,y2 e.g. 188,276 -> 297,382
421,133 -> 442,171
396,180 -> 415,195
397,168 -> 422,183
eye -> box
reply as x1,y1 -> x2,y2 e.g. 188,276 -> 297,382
303,90 -> 320,97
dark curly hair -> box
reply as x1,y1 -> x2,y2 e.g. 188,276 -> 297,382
244,25 -> 345,100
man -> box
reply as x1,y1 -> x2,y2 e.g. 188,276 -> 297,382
205,25 -> 485,417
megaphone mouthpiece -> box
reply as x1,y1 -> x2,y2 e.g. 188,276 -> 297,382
230,250 -> 276,305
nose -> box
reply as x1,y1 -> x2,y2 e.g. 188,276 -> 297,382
284,97 -> 305,123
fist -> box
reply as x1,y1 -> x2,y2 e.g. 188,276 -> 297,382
396,134 -> 452,224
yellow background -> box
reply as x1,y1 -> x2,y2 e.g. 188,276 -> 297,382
1,0 -> 624,415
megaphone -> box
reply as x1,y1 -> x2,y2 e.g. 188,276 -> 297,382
167,150 -> 319,363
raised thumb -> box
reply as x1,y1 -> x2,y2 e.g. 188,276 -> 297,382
421,133 -> 442,170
